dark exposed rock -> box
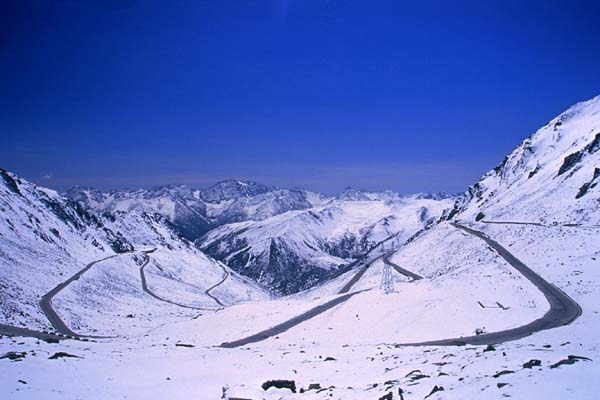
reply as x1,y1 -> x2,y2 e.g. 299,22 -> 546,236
493,370 -> 514,378
175,343 -> 195,348
378,392 -> 393,400
523,359 -> 542,369
261,379 -> 296,393
575,168 -> 600,199
483,344 -> 496,352
528,164 -> 541,179
550,355 -> 592,369
558,133 -> 600,176
0,351 -> 26,361
475,212 -> 486,222
48,352 -> 82,360
425,385 -> 444,398
0,169 -> 22,196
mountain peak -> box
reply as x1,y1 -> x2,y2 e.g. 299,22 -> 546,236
199,179 -> 272,203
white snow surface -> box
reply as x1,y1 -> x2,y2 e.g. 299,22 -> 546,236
2,95 -> 600,399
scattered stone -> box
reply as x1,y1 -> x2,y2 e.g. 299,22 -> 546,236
126,314 -> 134,318
307,383 -> 321,391
48,352 -> 82,360
523,359 -> 542,369
497,383 -> 509,389
0,352 -> 26,361
262,379 -> 296,393
484,345 -> 496,352
493,370 -> 514,378
18,379 -> 27,385
550,355 -> 592,369
43,338 -> 59,344
175,343 -> 195,348
323,356 -> 336,361
425,385 -> 444,398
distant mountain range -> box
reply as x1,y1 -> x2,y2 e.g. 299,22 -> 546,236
3,95 -> 600,301
62,181 -> 455,294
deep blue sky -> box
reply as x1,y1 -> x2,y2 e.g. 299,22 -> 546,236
2,0 -> 600,194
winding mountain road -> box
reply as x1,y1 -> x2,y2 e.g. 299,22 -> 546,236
220,222 -> 582,349
139,250 -> 225,310
220,289 -> 368,348
204,263 -> 229,307
383,256 -> 423,281
39,254 -> 120,338
481,220 -> 600,229
337,254 -> 385,294
396,223 -> 582,346
220,249 -> 424,348
0,324 -> 77,342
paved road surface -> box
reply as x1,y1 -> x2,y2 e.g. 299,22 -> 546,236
481,220 -> 600,229
337,254 -> 385,294
204,263 -> 229,307
383,256 -> 423,281
139,250 -> 215,310
39,254 -> 119,338
0,324 -> 78,342
220,290 -> 368,348
396,223 -> 582,346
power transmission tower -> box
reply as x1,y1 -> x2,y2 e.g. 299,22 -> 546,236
380,244 -> 395,294
246,290 -> 252,302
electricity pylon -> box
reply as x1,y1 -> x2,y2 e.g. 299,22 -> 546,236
380,243 -> 395,294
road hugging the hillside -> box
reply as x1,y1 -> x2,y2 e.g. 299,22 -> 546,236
139,250 -> 219,310
39,254 -> 123,338
204,263 -> 229,307
220,249 -> 423,348
396,223 -> 582,346
220,251 -> 384,348
220,222 -> 582,349
481,220 -> 600,229
383,256 -> 423,281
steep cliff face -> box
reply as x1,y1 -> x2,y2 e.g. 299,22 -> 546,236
447,95 -> 600,224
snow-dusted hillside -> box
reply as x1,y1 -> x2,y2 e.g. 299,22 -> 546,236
65,185 -> 212,240
448,95 -> 600,224
0,170 -> 268,334
66,180 -> 315,240
2,96 -> 600,400
199,195 -> 454,294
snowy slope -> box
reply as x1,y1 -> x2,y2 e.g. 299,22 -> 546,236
2,96 -> 600,400
199,195 -> 454,294
447,95 -> 600,224
0,170 -> 268,334
67,180 -> 315,240
65,185 -> 212,240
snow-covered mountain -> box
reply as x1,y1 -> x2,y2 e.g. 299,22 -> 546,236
65,185 -> 212,241
198,195 -> 454,295
447,95 -> 600,224
0,170 -> 268,333
3,95 -> 600,400
66,180 -> 315,240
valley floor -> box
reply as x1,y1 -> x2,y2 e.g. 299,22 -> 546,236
1,221 -> 599,399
